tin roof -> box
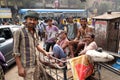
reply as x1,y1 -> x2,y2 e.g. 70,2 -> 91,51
93,12 -> 120,20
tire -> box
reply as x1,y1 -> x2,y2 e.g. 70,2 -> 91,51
0,65 -> 5,80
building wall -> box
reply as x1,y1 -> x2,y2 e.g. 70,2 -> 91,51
0,0 -> 82,9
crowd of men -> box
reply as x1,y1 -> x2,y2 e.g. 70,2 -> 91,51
37,15 -> 97,59
12,10 -> 97,80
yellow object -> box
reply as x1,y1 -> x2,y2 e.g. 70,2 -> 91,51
73,18 -> 80,23
87,18 -> 92,25
69,55 -> 94,80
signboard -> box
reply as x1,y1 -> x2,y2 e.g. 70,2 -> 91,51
54,0 -> 60,8
0,8 -> 12,18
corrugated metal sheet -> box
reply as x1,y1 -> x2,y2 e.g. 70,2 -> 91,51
93,12 -> 120,20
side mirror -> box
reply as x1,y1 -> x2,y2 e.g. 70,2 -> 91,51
0,37 -> 5,43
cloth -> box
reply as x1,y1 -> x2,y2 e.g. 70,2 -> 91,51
67,23 -> 78,40
37,22 -> 46,33
46,25 -> 59,43
53,44 -> 67,59
86,50 -> 114,62
58,38 -> 69,54
13,27 -> 39,68
83,41 -> 98,53
24,67 -> 35,80
45,42 -> 55,52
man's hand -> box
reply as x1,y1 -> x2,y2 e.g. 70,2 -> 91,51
18,67 -> 26,77
47,52 -> 53,59
15,56 -> 26,77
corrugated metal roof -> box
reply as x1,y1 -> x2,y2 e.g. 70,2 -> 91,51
93,12 -> 120,20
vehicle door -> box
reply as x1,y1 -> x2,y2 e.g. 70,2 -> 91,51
0,27 -> 13,65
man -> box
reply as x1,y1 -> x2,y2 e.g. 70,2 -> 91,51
53,30 -> 69,59
76,18 -> 93,40
37,20 -> 47,41
78,33 -> 98,55
66,16 -> 80,41
68,18 -> 93,57
45,18 -> 59,52
13,10 -> 49,80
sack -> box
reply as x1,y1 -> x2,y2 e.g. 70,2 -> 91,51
69,55 -> 94,80
86,50 -> 114,62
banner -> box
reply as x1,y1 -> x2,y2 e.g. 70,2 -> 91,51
0,8 -> 12,18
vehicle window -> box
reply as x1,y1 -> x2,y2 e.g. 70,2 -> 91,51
0,28 -> 12,40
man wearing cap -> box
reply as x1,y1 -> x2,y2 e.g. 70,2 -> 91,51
13,10 -> 49,80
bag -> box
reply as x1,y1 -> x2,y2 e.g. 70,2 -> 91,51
69,55 -> 94,80
86,50 -> 114,62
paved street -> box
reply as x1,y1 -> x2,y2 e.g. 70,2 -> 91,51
5,65 -> 23,80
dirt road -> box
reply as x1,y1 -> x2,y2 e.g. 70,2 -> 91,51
5,65 -> 23,80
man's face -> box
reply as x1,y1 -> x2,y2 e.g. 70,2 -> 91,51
59,32 -> 66,40
47,20 -> 52,26
84,34 -> 93,44
68,17 -> 73,23
81,20 -> 87,27
25,17 -> 38,28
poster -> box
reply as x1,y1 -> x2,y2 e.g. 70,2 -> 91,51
95,21 -> 107,47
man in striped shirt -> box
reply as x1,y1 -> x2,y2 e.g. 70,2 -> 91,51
13,10 -> 50,80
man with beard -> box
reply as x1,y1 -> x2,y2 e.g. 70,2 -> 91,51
13,10 -> 50,80
68,18 -> 93,57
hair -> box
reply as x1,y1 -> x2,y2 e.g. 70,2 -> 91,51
24,10 -> 39,20
44,19 -> 48,23
59,30 -> 67,35
81,17 -> 87,22
68,16 -> 73,19
86,33 -> 95,39
47,17 -> 52,22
